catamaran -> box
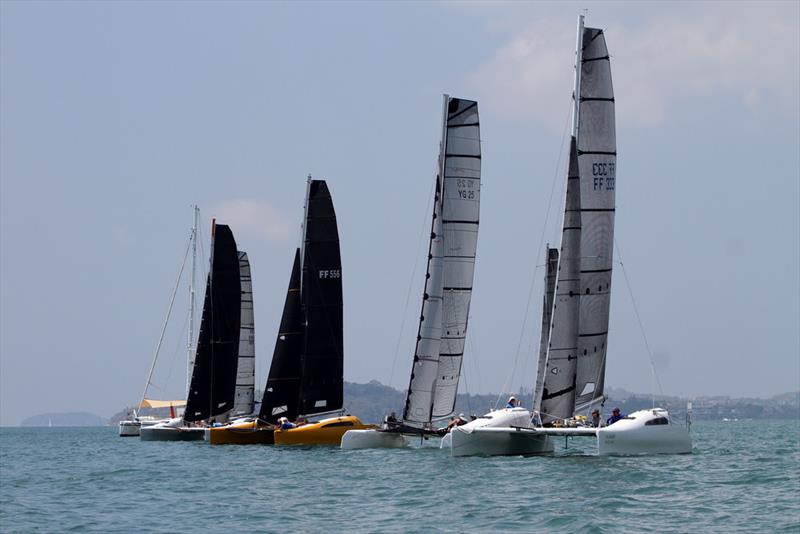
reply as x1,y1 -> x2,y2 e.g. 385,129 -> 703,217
445,16 -> 692,457
342,95 -> 481,449
141,221 -> 251,441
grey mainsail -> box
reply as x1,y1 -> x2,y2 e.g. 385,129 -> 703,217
540,138 -> 582,423
432,96 -> 481,418
403,95 -> 481,425
575,25 -> 615,411
538,18 -> 615,422
232,251 -> 255,416
533,247 -> 559,412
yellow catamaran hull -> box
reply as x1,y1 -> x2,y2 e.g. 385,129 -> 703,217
204,420 -> 276,445
274,416 -> 374,446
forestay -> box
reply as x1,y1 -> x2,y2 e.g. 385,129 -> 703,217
404,96 -> 481,425
232,251 -> 255,416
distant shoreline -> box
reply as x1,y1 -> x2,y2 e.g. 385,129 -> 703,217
13,381 -> 800,427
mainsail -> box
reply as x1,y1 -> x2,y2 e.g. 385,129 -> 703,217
404,95 -> 481,425
297,179 -> 344,417
574,25 -> 616,410
185,222 -> 242,422
232,251 -> 255,416
538,19 -> 615,422
258,249 -> 303,423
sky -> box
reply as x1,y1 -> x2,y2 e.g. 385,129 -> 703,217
1,1 -> 798,425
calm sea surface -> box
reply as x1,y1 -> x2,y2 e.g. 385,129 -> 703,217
1,420 -> 798,533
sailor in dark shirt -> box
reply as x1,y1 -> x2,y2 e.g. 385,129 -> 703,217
606,407 -> 625,426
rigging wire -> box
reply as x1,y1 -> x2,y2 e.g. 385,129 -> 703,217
139,235 -> 192,407
386,177 -> 437,391
495,98 -> 574,410
614,238 -> 665,410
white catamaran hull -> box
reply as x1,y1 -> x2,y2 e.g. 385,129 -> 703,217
445,408 -> 554,457
118,417 -> 167,437
597,409 -> 692,455
139,418 -> 205,442
340,429 -> 409,449
450,426 -> 554,457
119,421 -> 141,437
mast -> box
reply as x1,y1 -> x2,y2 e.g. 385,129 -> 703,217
571,14 -> 585,138
402,96 -> 449,426
187,205 -> 199,397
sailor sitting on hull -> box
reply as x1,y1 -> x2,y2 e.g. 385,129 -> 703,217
278,417 -> 296,431
506,396 -> 519,409
383,412 -> 399,430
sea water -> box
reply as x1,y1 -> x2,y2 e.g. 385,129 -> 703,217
1,420 -> 798,533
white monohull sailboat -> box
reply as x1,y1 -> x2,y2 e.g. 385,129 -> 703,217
342,95 -> 482,449
119,207 -> 200,437
445,16 -> 692,457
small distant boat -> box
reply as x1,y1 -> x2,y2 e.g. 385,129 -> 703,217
445,15 -> 691,457
342,95 -> 482,450
142,221 -> 249,441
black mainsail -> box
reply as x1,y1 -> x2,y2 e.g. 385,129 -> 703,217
184,222 -> 242,422
257,179 -> 343,423
297,179 -> 344,417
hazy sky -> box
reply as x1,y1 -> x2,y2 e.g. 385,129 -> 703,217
1,1 -> 798,425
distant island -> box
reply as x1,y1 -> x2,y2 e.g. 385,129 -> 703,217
20,412 -> 106,427
18,382 -> 799,427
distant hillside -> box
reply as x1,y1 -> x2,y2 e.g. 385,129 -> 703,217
109,382 -> 800,425
21,412 -> 105,427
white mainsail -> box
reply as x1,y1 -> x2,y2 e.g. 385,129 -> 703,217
233,251 -> 255,415
404,95 -> 481,425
